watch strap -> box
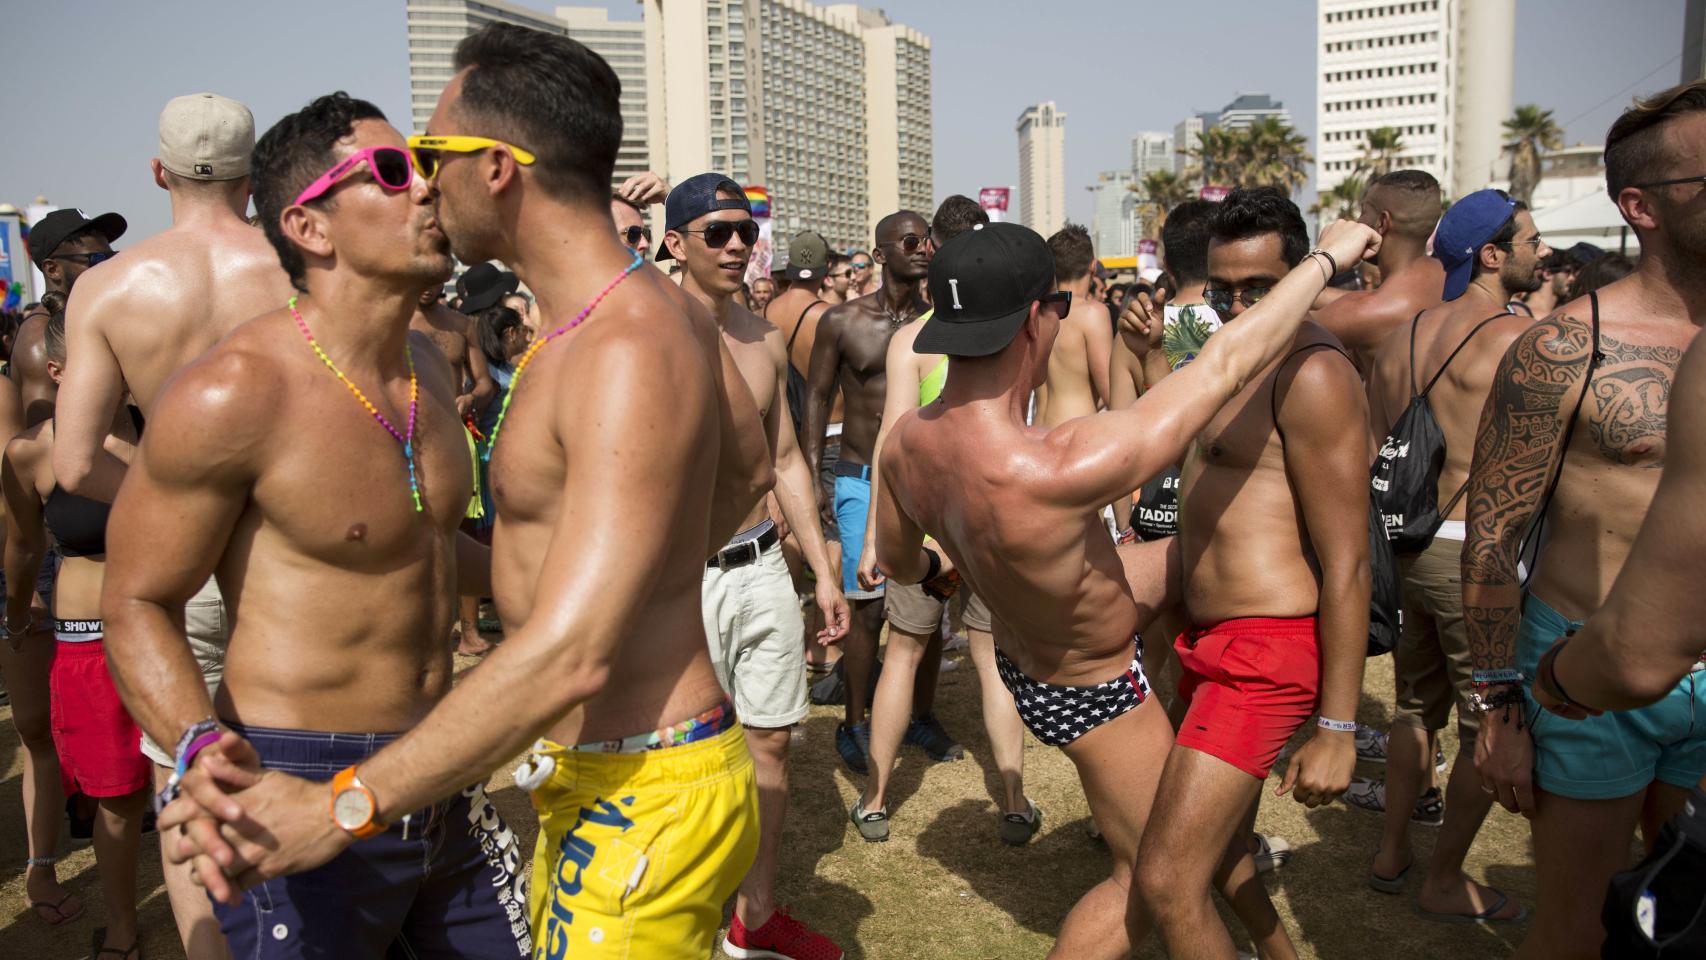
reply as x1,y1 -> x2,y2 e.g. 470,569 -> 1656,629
329,766 -> 386,839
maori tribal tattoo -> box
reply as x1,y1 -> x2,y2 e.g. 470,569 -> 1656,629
1586,333 -> 1679,468
1461,313 -> 1593,673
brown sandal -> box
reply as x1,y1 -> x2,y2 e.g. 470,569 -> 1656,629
30,891 -> 85,926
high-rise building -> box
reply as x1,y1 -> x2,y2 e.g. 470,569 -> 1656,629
1217,92 -> 1292,130
1316,0 -> 1515,206
1173,113 -> 1211,184
1089,170 -> 1137,260
1131,131 -> 1174,180
557,7 -> 651,189
1017,101 -> 1067,236
643,0 -> 932,258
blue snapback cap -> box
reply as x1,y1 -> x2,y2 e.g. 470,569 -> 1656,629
657,173 -> 750,261
1433,189 -> 1518,301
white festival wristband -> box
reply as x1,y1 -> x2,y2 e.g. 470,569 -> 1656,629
1316,717 -> 1358,733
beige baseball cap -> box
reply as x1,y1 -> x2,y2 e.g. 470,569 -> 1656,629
158,93 -> 255,181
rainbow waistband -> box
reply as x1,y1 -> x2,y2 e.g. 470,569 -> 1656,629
573,699 -> 738,754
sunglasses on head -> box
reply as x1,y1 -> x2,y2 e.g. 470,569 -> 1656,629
683,219 -> 759,248
405,135 -> 537,181
50,250 -> 118,267
620,225 -> 653,247
294,146 -> 414,206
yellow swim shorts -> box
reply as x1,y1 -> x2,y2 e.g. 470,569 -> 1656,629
527,722 -> 758,959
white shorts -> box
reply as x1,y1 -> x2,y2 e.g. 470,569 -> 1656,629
141,575 -> 229,767
703,541 -> 809,728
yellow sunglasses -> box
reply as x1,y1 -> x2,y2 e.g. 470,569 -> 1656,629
406,135 -> 537,179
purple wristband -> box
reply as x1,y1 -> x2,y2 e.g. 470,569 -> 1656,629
176,730 -> 224,778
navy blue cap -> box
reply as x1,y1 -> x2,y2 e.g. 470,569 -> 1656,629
1433,189 -> 1517,301
658,173 -> 750,261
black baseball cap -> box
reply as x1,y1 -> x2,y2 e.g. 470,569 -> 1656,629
457,262 -> 520,314
29,208 -> 127,267
915,222 -> 1054,358
657,173 -> 750,262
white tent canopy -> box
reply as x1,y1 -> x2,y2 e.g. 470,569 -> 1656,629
1531,191 -> 1639,256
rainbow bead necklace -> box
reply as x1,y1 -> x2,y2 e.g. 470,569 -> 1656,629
483,249 -> 645,460
289,296 -> 423,512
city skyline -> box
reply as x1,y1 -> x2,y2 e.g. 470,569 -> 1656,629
0,0 -> 1680,245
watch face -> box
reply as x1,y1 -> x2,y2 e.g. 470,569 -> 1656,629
332,788 -> 374,830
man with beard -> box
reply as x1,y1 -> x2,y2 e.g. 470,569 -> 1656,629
660,171 -> 848,960
1357,189 -> 1545,922
103,92 -> 529,958
803,210 -> 935,774
1311,169 -> 1447,371
159,27 -> 774,959
1466,80 -> 1706,958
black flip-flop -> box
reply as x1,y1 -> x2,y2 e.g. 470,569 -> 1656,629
90,926 -> 142,959
1368,859 -> 1412,895
30,891 -> 84,926
1414,888 -> 1529,925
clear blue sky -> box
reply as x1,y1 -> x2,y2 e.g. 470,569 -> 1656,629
2,0 -> 1682,243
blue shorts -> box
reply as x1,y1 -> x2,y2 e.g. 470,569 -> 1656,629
1520,594 -> 1706,801
833,469 -> 882,600
211,724 -> 531,959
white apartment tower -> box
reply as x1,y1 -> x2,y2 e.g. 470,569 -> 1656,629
403,2 -> 650,190
1089,170 -> 1137,260
1316,0 -> 1515,203
1131,131 -> 1174,180
1017,101 -> 1067,236
643,0 -> 932,256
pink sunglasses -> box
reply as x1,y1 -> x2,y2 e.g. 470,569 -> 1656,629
294,146 -> 415,206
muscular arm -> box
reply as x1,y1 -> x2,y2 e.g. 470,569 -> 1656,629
862,326 -> 925,579
802,305 -> 843,478
710,336 -> 774,552
871,437 -> 937,585
1039,243 -> 1365,514
358,336 -> 711,815
1550,334 -> 1706,710
54,279 -> 130,499
103,357 -> 264,754
1280,350 -> 1372,725
1461,314 -> 1593,678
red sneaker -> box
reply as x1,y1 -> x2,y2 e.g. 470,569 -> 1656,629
723,908 -> 844,960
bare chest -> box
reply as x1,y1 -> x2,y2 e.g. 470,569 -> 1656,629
1578,332 -> 1686,468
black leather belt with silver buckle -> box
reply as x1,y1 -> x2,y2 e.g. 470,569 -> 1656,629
707,524 -> 781,570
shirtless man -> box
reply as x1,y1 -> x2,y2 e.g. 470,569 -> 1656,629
875,217 -> 1381,960
1135,187 -> 1372,960
21,209 -> 127,427
1033,224 -> 1112,429
1465,80 -> 1706,960
748,275 -> 776,314
849,249 -> 878,297
55,93 -> 290,959
161,28 -> 773,958
855,197 -> 1035,844
661,171 -> 849,960
1360,188 -> 1544,922
611,171 -> 667,257
102,91 -> 528,958
1311,169 -> 1447,371
804,211 -> 933,774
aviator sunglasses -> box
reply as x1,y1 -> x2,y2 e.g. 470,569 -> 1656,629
682,219 -> 760,248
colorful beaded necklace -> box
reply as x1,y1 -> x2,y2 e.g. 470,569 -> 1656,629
288,296 -> 423,512
483,249 -> 645,460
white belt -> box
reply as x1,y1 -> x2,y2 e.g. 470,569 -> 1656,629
1433,520 -> 1466,542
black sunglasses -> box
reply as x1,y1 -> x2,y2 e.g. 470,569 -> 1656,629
887,233 -> 933,255
1633,173 -> 1706,190
683,219 -> 759,248
51,250 -> 118,267
1040,290 -> 1072,317
620,225 -> 653,247
1202,285 -> 1272,313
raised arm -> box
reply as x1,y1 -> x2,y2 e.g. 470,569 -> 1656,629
103,353 -> 266,757
801,305 -> 843,479
1540,332 -> 1706,714
1041,221 -> 1381,513
54,277 -> 130,499
1273,348 -> 1371,807
1462,311 -> 1594,816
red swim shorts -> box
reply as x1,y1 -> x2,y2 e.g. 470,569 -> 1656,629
1174,616 -> 1321,779
49,635 -> 152,798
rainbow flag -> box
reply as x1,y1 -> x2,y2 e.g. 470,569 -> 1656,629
744,186 -> 770,219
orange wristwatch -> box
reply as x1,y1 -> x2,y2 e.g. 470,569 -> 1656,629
328,766 -> 386,839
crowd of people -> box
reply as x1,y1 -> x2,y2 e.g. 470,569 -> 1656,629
2,20 -> 1704,960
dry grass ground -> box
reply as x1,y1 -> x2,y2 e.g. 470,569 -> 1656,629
0,643 -> 1542,959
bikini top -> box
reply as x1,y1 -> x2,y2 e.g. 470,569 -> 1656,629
44,406 -> 144,558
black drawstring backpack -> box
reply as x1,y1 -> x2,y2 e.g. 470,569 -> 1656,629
1602,783 -> 1706,957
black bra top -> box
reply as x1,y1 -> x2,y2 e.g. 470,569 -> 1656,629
44,406 -> 143,559
44,485 -> 112,558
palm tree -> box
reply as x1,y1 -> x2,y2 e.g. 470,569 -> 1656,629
1129,168 -> 1195,238
1310,175 -> 1366,221
1503,105 -> 1563,207
1186,125 -> 1246,188
1239,117 -> 1313,194
1359,127 -> 1404,178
